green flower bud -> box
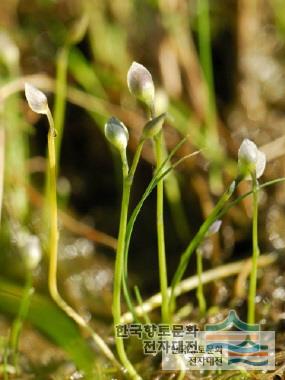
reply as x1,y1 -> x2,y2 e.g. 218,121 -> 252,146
127,62 -> 155,108
142,113 -> 166,139
104,117 -> 129,151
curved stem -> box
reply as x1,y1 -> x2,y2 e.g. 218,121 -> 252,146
169,180 -> 237,316
45,109 -> 121,371
247,177 -> 259,324
128,139 -> 144,181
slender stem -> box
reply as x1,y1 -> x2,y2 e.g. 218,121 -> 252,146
112,152 -> 142,380
154,131 -> 169,323
197,0 -> 216,126
45,109 -> 121,371
122,141 -> 197,321
46,110 -> 58,301
121,253 -> 276,324
43,46 -> 68,232
196,248 -> 206,316
247,177 -> 260,324
10,272 -> 33,372
134,285 -> 151,324
197,0 -> 223,193
169,180 -> 237,316
128,139 -> 144,181
122,140 -> 145,321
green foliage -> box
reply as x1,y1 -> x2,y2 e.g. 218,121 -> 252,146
0,278 -> 95,377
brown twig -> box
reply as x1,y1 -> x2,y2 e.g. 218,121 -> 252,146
27,184 -> 117,250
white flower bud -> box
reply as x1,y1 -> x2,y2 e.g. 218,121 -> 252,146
22,235 -> 42,271
127,62 -> 155,108
25,83 -> 48,114
0,32 -> 19,67
154,89 -> 169,115
238,139 -> 266,179
143,113 -> 166,139
207,220 -> 222,236
255,150 -> 266,179
104,117 -> 129,151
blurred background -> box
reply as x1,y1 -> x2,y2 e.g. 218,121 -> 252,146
1,0 -> 285,378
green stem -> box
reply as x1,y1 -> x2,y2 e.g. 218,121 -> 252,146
197,0 -> 216,125
169,180 -> 237,316
196,248 -> 206,316
134,285 -> 151,324
247,177 -> 260,324
197,0 -> 223,193
46,110 -> 58,302
122,141 -> 145,321
113,151 -> 141,380
154,131 -> 169,323
10,272 -> 33,372
129,139 -> 144,181
43,46 -> 68,231
122,139 -> 194,320
45,109 -> 121,371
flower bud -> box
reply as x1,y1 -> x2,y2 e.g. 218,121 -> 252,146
127,62 -> 155,108
238,139 -> 266,179
142,113 -> 166,139
0,32 -> 19,67
22,235 -> 42,271
255,150 -> 266,179
207,220 -> 222,236
25,83 -> 48,114
104,117 -> 129,151
154,89 -> 169,115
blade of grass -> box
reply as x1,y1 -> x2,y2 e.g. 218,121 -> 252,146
9,273 -> 33,372
197,0 -> 222,193
122,140 -> 198,322
217,177 -> 285,219
169,176 -> 285,315
120,253 -> 277,324
0,278 -> 95,378
134,285 -> 151,324
0,128 -> 4,223
169,180 -> 237,316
